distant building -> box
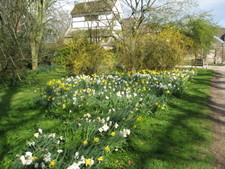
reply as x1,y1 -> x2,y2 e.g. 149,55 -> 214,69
65,0 -> 123,45
206,28 -> 225,64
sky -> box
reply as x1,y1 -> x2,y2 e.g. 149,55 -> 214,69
62,0 -> 225,28
197,0 -> 225,27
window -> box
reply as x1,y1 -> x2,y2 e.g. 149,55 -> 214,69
85,15 -> 98,21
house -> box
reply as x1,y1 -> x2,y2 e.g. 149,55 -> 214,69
65,0 -> 123,44
206,28 -> 225,64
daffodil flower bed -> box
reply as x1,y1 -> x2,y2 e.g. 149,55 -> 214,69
14,114 -> 132,168
40,69 -> 195,117
15,129 -> 64,168
15,69 -> 196,168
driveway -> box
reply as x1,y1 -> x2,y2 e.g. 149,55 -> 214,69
209,66 -> 225,169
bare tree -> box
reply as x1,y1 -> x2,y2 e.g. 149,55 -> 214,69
26,0 -> 58,70
0,0 -> 29,84
0,0 -> 71,84
119,0 -> 196,35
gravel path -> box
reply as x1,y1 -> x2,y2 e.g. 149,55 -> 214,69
209,66 -> 225,169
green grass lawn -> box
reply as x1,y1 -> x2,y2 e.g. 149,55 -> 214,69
0,68 -> 214,168
130,69 -> 214,168
104,69 -> 214,169
0,68 -> 67,167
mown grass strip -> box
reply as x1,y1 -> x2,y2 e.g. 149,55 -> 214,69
106,69 -> 214,169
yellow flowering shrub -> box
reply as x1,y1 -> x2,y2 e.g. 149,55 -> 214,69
116,27 -> 193,71
55,33 -> 115,75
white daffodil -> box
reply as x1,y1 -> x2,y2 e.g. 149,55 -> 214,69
102,124 -> 109,131
20,152 -> 33,165
83,113 -> 91,118
43,152 -> 51,162
101,118 -> 105,124
38,128 -> 43,134
98,127 -> 103,133
120,129 -> 131,137
114,123 -> 119,129
79,156 -> 85,165
34,163 -> 39,168
27,141 -> 35,147
106,116 -> 110,121
34,133 -> 39,138
74,152 -> 79,159
48,133 -> 56,138
57,149 -> 63,153
67,162 -> 80,169
41,162 -> 45,169
116,91 -> 122,97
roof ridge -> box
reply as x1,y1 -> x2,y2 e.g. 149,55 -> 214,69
71,0 -> 117,16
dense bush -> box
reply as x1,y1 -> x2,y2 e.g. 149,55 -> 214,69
116,28 -> 193,71
56,33 -> 115,75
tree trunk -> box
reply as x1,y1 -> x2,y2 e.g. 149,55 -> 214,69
31,40 -> 39,70
30,0 -> 46,70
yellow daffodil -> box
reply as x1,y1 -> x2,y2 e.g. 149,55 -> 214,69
111,132 -> 116,136
85,158 -> 94,166
166,90 -> 170,94
47,81 -> 54,86
97,156 -> 103,162
83,140 -> 88,145
161,104 -> 166,110
49,160 -> 56,167
104,146 -> 110,152
93,137 -> 99,142
136,116 -> 143,121
62,104 -> 66,109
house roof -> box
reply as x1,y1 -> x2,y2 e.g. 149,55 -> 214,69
215,28 -> 225,37
71,0 -> 117,16
214,36 -> 225,43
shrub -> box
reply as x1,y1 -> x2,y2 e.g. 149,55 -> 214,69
56,33 -> 115,75
116,27 -> 193,71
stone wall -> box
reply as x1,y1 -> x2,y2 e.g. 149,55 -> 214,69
206,42 -> 225,64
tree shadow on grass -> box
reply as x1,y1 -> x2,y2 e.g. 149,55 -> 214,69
0,87 -> 57,166
133,101 -> 212,168
129,76 -> 213,168
0,87 -> 18,162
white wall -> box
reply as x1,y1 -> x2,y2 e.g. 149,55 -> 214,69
72,16 -> 85,22
72,21 -> 111,29
72,13 -> 121,30
70,0 -> 122,31
99,13 -> 113,20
